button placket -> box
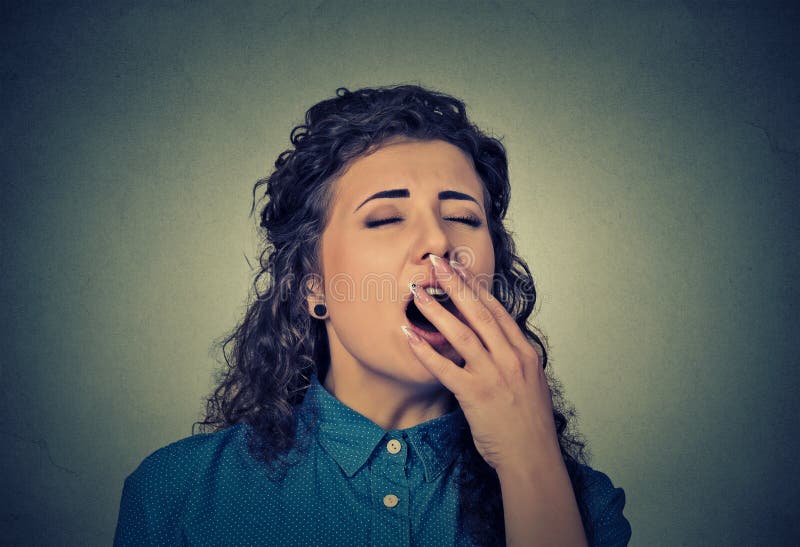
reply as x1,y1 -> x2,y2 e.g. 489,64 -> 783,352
369,434 -> 410,545
383,438 -> 403,509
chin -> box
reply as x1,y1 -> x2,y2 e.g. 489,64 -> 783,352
398,356 -> 449,386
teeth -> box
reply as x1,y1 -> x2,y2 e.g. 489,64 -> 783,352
425,287 -> 446,296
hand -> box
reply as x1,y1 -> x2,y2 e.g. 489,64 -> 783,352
402,254 -> 561,474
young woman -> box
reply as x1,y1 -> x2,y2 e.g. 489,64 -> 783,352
114,84 -> 632,546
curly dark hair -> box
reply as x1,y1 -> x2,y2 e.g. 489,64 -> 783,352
194,83 -> 592,546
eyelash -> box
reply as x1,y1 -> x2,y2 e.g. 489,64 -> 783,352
365,215 -> 483,228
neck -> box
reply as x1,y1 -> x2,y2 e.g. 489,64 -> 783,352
321,362 -> 457,431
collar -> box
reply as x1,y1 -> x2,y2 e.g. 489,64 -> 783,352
296,372 -> 469,482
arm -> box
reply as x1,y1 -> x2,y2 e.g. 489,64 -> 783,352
113,439 -> 199,546
578,465 -> 632,547
402,258 -> 590,545
113,475 -> 154,546
497,444 -> 588,547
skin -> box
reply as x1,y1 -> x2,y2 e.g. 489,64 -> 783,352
306,138 -> 495,431
405,256 -> 587,545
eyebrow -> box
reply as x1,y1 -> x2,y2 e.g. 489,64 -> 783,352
353,188 -> 481,212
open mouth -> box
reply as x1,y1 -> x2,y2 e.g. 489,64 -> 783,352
404,289 -> 463,333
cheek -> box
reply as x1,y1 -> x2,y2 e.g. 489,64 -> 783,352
469,236 -> 495,291
482,234 -> 495,266
455,232 -> 494,269
324,255 -> 394,319
325,229 -> 389,273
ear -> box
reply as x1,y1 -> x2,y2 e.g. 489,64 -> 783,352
305,274 -> 324,313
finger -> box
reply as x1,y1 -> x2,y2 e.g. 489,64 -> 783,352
409,279 -> 490,369
448,258 -> 542,365
429,254 -> 515,360
400,325 -> 469,396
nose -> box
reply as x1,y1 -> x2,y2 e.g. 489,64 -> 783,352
411,213 -> 452,265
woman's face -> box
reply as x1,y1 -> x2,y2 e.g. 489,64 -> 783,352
315,138 -> 496,385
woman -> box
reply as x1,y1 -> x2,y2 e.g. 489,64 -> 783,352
114,84 -> 632,546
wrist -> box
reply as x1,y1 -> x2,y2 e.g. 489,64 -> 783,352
495,440 -> 565,482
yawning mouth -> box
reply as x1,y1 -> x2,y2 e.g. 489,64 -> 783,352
404,290 -> 463,332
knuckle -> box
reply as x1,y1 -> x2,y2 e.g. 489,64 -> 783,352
502,352 -> 523,374
486,296 -> 507,316
475,305 -> 495,326
491,302 -> 515,326
508,360 -> 525,382
486,296 -> 503,313
474,383 -> 494,402
455,327 -> 474,345
507,355 -> 523,371
519,342 -> 539,362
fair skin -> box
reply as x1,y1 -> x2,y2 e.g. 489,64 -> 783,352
405,256 -> 587,546
309,138 -> 495,430
308,138 -> 587,545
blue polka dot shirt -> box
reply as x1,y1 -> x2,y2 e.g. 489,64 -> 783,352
114,372 -> 631,545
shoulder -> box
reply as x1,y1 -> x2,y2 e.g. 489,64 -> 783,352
576,463 -> 624,502
575,463 -> 633,547
127,424 -> 249,490
114,425 -> 251,545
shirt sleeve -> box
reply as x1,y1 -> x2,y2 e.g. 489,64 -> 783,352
113,474 -> 154,546
580,464 -> 632,547
113,440 -> 199,546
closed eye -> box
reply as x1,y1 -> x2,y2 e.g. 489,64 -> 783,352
446,216 -> 483,227
365,217 -> 403,228
365,216 -> 483,228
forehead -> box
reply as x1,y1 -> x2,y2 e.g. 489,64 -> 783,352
331,139 -> 485,209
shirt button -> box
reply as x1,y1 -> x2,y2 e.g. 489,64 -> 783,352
386,439 -> 402,454
383,494 -> 399,508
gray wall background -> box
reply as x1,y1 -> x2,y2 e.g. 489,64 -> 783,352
2,1 -> 798,545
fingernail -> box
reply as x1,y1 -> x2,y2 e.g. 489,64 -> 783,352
409,282 -> 432,303
401,325 -> 422,344
429,254 -> 451,274
449,259 -> 467,279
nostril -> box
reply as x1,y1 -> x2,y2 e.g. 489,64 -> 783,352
424,253 -> 449,262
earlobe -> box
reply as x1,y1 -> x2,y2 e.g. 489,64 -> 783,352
309,299 -> 328,319
311,303 -> 328,319
305,276 -> 328,319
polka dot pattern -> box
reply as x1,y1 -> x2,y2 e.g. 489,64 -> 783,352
114,373 -> 631,545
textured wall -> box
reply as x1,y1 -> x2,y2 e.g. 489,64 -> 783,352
2,1 -> 798,545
